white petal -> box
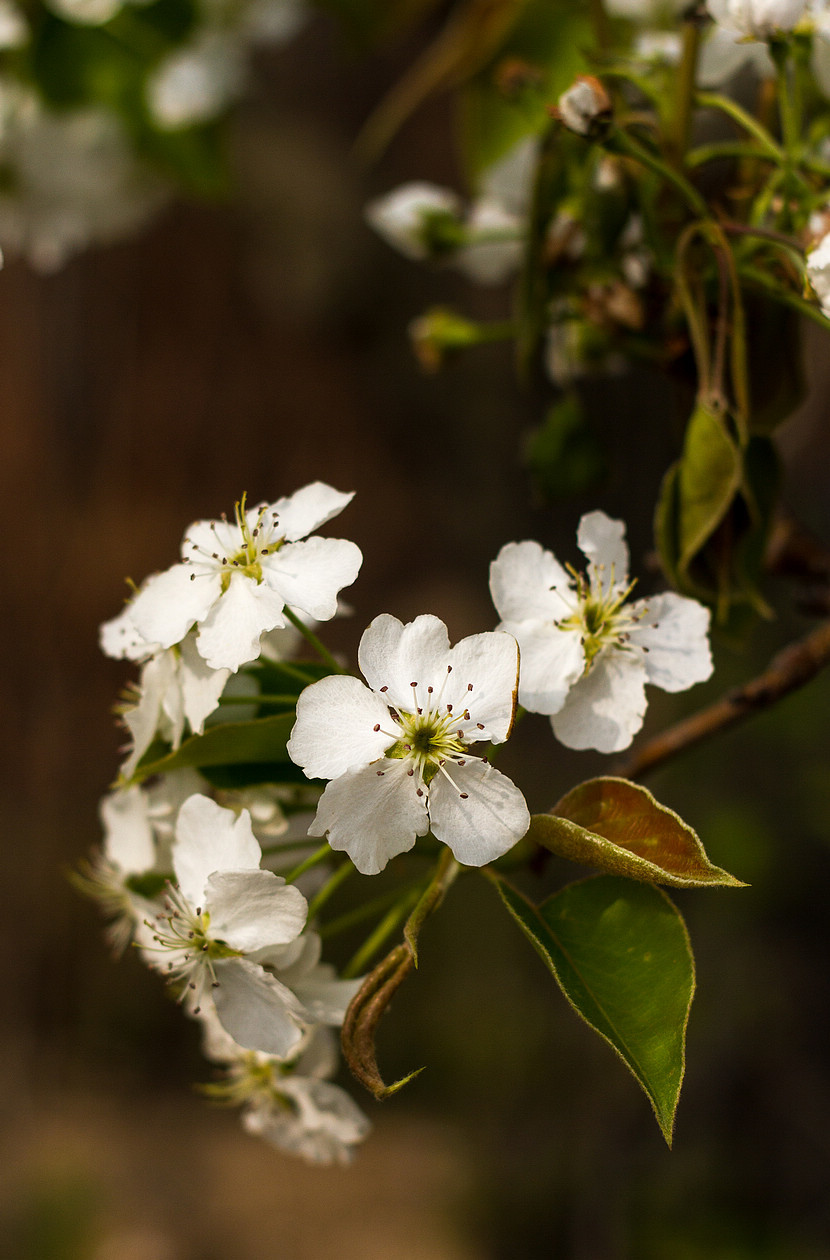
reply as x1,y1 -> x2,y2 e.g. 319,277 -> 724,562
182,516 -> 241,562
308,760 -> 429,875
457,198 -> 523,285
428,760 -> 530,866
271,483 -> 355,542
291,964 -> 364,1025
489,540 -> 574,623
212,957 -> 306,1057
628,592 -> 713,693
177,634 -> 231,733
502,620 -> 585,714
122,650 -> 179,778
206,870 -> 307,952
100,786 -> 156,873
99,605 -> 155,661
577,511 -> 629,594
262,537 -> 362,621
288,674 -> 392,779
358,613 -> 452,711
196,571 -> 287,671
444,630 -> 520,743
172,795 -> 261,905
129,563 -> 222,650
551,650 -> 647,752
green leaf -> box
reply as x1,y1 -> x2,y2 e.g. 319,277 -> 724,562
130,712 -> 295,783
530,777 -> 745,888
524,391 -> 607,502
458,0 -> 591,177
677,399 -> 743,571
492,873 -> 695,1143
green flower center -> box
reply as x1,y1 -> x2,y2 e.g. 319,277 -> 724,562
556,568 -> 640,668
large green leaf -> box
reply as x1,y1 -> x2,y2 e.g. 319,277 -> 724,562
493,873 -> 695,1143
530,777 -> 745,888
130,712 -> 295,783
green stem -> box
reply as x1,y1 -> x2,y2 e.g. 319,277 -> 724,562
307,859 -> 354,919
686,141 -> 779,169
283,607 -> 346,674
342,889 -> 423,979
609,128 -> 708,218
771,39 -> 800,160
404,847 -> 461,963
694,91 -> 785,162
283,842 -> 332,884
666,19 -> 701,166
741,265 -> 829,329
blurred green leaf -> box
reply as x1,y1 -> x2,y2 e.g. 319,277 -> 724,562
458,0 -> 591,177
130,712 -> 295,782
492,873 -> 695,1143
525,390 -> 607,501
530,776 -> 745,887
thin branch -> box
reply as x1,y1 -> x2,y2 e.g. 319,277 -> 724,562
616,619 -> 830,781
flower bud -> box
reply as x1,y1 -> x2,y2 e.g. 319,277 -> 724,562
553,76 -> 612,137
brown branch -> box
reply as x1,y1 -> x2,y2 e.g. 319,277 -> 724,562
616,619 -> 830,781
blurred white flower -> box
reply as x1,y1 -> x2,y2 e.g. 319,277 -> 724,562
147,31 -> 246,129
0,98 -> 167,270
706,0 -> 807,39
0,0 -> 26,47
806,232 -> 830,316
490,512 -> 713,753
365,182 -> 463,261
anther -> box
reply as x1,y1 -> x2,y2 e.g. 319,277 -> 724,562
467,683 -> 473,691
373,724 -> 380,732
477,723 -> 485,730
376,770 -> 384,776
460,793 -> 469,800
407,769 -> 414,776
416,788 -> 424,797
380,685 -> 388,693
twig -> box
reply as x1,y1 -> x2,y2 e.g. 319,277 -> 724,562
616,619 -> 830,780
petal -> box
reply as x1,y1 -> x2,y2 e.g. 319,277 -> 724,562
212,957 -> 306,1057
291,964 -> 364,1025
271,483 -> 355,542
100,785 -> 156,873
287,674 -> 392,779
489,540 -> 574,623
206,870 -> 308,952
173,795 -> 262,905
628,592 -> 713,693
177,634 -> 231,733
99,605 -> 155,661
577,511 -> 629,594
551,650 -> 647,752
501,620 -> 585,715
129,563 -> 223,650
262,537 -> 362,622
308,760 -> 429,875
358,613 -> 452,711
196,571 -> 287,671
428,760 -> 530,866
444,630 -> 520,743
121,650 -> 178,778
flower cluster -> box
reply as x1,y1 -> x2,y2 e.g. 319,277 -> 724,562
87,486 -> 713,1162
0,0 -> 307,269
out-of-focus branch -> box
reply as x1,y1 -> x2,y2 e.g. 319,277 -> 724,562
616,618 -> 830,781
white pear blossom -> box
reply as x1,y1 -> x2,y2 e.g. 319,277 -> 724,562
147,32 -> 246,129
365,182 -> 463,261
287,614 -> 530,875
706,0 -> 807,39
199,1014 -> 370,1165
121,484 -> 362,673
145,794 -> 312,1056
806,232 -> 830,316
0,1 -> 26,48
490,512 -> 713,753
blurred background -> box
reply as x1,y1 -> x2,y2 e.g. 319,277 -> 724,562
4,7 -> 830,1258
